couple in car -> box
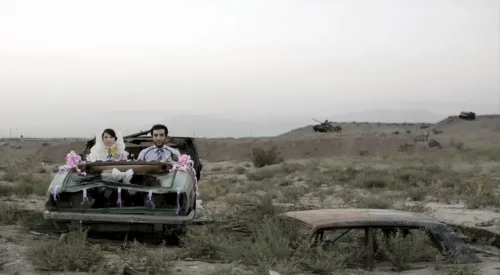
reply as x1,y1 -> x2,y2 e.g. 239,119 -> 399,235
87,124 -> 180,162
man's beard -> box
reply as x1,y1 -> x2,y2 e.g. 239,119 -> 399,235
155,141 -> 165,147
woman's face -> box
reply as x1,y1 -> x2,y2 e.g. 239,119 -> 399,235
102,133 -> 116,148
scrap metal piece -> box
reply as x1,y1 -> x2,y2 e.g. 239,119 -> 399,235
281,208 -> 481,269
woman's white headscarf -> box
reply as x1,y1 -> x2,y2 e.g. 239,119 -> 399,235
87,130 -> 127,161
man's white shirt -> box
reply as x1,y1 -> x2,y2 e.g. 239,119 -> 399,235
137,145 -> 181,162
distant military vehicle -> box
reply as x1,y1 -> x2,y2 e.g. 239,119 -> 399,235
459,111 -> 476,120
312,119 -> 342,133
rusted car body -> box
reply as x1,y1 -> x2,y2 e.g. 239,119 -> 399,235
281,208 -> 481,270
43,130 -> 203,234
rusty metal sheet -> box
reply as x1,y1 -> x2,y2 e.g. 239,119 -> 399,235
282,208 -> 481,265
283,208 -> 442,231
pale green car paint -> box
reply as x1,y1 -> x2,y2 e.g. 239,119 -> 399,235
46,168 -> 196,216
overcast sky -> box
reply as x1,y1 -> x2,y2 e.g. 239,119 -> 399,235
0,0 -> 499,137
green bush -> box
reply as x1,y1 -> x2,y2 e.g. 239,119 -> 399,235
250,146 -> 284,168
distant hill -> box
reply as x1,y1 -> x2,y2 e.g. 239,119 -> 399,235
328,109 -> 444,123
146,115 -> 311,138
430,114 -> 500,146
150,109 -> 445,138
147,109 -> 443,138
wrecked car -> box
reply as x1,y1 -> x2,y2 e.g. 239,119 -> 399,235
43,130 -> 203,235
280,208 -> 481,270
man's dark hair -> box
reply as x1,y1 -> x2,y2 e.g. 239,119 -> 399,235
150,124 -> 168,136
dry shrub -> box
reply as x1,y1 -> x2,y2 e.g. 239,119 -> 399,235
246,163 -> 305,181
450,139 -> 465,150
444,263 -> 482,275
406,187 -> 427,201
355,196 -> 393,209
250,146 -> 284,168
300,230 -> 365,273
234,166 -> 247,174
0,201 -> 53,247
198,176 -> 239,202
280,185 -> 308,203
463,174 -> 500,208
223,217 -> 304,274
359,150 -> 370,156
300,245 -> 353,274
0,202 -> 22,225
396,202 -> 429,213
18,211 -> 55,232
119,239 -> 175,275
0,202 -> 47,228
354,168 -> 391,188
179,224 -> 233,260
1,171 -> 50,196
375,228 -> 436,271
1,171 -> 17,182
484,148 -> 500,162
340,165 -> 470,204
28,229 -> 103,272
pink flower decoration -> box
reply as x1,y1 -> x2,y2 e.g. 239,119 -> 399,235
59,150 -> 86,176
171,154 -> 194,172
170,154 -> 199,198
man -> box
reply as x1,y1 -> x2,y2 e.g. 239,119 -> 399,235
137,124 -> 181,162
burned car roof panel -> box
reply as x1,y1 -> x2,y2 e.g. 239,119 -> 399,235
282,208 -> 481,266
283,208 -> 443,231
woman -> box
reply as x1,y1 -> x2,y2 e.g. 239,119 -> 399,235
87,128 -> 129,161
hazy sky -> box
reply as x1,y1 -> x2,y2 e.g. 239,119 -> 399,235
1,0 -> 499,137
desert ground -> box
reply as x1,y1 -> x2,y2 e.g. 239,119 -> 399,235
1,114 -> 500,275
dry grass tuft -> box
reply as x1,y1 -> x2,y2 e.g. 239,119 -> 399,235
443,263 -> 482,275
375,228 -> 437,271
0,202 -> 22,225
463,174 -> 500,208
0,202 -> 49,229
28,228 -> 103,272
0,170 -> 51,196
118,239 -> 175,275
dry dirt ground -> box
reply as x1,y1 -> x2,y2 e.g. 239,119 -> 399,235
0,115 -> 500,275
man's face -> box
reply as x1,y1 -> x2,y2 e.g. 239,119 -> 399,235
152,129 -> 167,147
